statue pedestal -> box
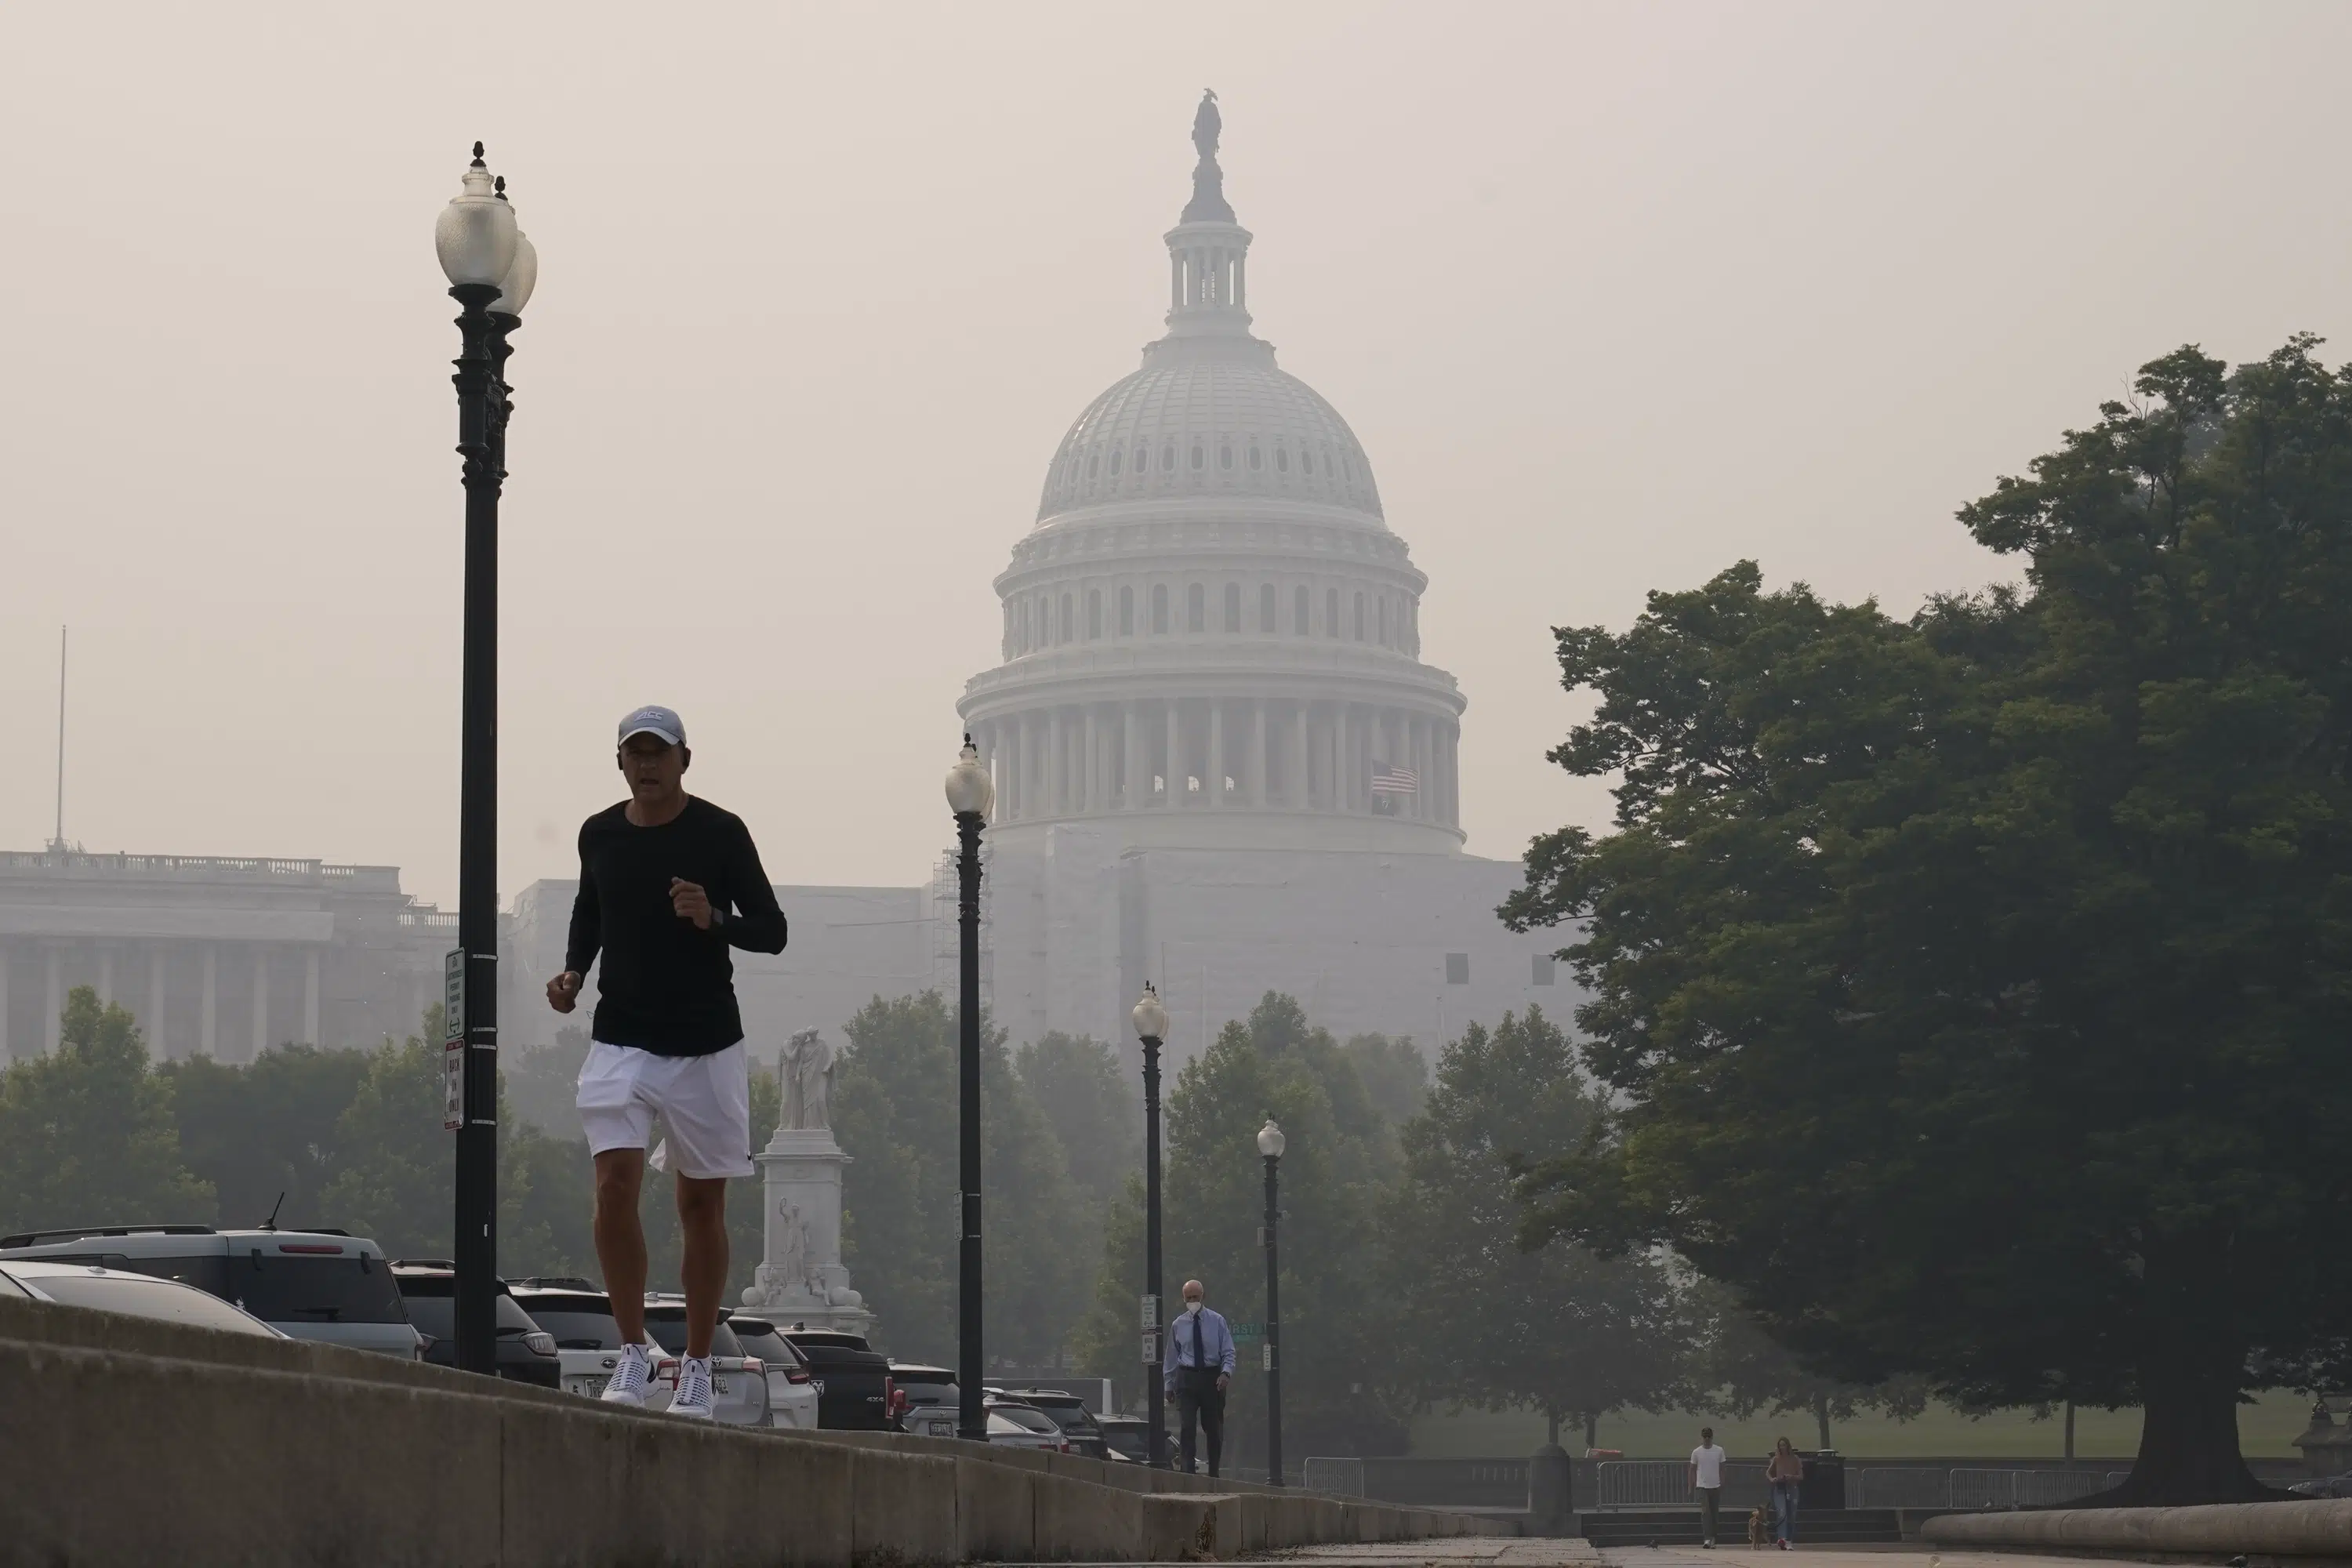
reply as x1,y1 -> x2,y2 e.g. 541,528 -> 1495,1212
741,1125 -> 876,1339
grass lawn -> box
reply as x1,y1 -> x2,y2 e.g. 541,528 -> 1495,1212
1407,1391 -> 2315,1461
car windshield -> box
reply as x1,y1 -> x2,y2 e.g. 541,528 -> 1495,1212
643,1314 -> 743,1358
989,1404 -> 1059,1435
228,1253 -> 408,1324
23,1269 -> 281,1336
515,1294 -> 624,1349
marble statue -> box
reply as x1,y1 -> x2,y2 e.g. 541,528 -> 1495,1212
1192,88 -> 1220,162
780,1027 -> 834,1131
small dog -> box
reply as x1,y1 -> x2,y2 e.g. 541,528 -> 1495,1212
1746,1507 -> 1769,1549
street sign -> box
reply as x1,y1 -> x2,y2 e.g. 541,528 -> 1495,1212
1139,1293 -> 1160,1328
443,949 -> 466,1042
1262,1344 -> 1275,1371
1231,1320 -> 1265,1343
442,1037 -> 465,1132
1140,1331 -> 1159,1366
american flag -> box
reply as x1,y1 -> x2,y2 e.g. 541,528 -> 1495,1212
1370,763 -> 1418,797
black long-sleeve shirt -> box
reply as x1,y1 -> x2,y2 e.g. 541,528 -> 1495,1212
563,797 -> 787,1056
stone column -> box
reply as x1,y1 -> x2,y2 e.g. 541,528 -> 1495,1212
252,947 -> 270,1060
148,947 -> 167,1059
1047,708 -> 1065,816
0,946 -> 10,1061
1007,714 -> 1025,821
1250,700 -> 1268,806
1207,701 -> 1225,808
45,944 -> 63,1054
1291,703 -> 1310,808
1083,706 -> 1100,812
201,946 -> 218,1058
303,948 -> 321,1047
1165,702 -> 1182,807
1335,702 -> 1351,812
97,944 -> 117,1009
1123,702 -> 1142,810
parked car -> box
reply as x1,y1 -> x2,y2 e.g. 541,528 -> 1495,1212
0,1259 -> 289,1338
902,1404 -> 959,1439
0,1223 -> 420,1358
1096,1413 -> 1154,1465
782,1326 -> 895,1429
890,1362 -> 958,1410
508,1280 -> 677,1404
984,1398 -> 1070,1451
390,1261 -> 561,1388
712,1313 -> 819,1429
999,1386 -> 1109,1458
642,1298 -> 768,1427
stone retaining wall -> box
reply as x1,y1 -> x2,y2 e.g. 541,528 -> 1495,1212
0,1297 -> 1503,1566
1922,1498 -> 2352,1562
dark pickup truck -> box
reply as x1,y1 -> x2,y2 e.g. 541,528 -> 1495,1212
782,1327 -> 895,1429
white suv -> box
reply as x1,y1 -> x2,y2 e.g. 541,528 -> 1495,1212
0,1224 -> 422,1359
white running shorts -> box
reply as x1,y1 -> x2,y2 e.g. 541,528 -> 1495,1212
576,1040 -> 754,1180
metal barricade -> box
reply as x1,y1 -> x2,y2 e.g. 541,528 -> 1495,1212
1850,1467 -> 1951,1509
1594,1459 -> 1769,1510
1302,1457 -> 1366,1497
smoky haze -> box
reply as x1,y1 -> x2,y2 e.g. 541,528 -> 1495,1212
3,1 -> 2347,905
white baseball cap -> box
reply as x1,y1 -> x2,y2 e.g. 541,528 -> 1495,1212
617,704 -> 685,747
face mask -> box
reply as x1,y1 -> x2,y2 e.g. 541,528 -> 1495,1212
1183,1300 -> 1202,1315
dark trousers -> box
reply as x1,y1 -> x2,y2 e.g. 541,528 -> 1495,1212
1175,1367 -> 1225,1476
1697,1486 -> 1719,1544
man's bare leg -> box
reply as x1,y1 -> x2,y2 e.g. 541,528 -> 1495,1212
593,1148 -> 649,1345
677,1174 -> 728,1359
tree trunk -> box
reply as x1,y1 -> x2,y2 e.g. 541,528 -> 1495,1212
1548,1410 -> 1561,1449
1813,1391 -> 1831,1451
2064,1400 -> 2074,1463
1585,1413 -> 1598,1452
2092,1356 -> 2277,1505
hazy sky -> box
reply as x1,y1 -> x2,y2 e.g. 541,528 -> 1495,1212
5,2 -> 2349,908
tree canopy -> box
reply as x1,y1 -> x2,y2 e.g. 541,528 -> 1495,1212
1504,338 -> 2352,1503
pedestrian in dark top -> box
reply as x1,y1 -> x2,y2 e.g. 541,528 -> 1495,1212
545,705 -> 786,1421
1162,1278 -> 1236,1476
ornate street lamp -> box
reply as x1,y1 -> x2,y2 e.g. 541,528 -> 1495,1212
1132,981 -> 1171,1467
1258,1118 -> 1287,1486
945,735 -> 994,1440
434,142 -> 532,1377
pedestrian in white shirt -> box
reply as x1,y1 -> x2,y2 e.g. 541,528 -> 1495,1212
1689,1426 -> 1728,1548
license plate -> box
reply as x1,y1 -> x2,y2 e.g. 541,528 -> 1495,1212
566,1374 -> 608,1396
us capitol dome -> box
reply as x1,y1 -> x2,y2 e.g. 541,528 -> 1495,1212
957,93 -> 1465,854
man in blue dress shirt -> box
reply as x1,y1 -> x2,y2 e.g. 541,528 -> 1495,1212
1163,1278 -> 1236,1476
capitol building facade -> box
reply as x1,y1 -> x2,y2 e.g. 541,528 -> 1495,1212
5,107 -> 1564,1074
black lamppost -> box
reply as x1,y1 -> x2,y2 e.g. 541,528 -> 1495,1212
945,735 -> 994,1441
1258,1118 -> 1287,1486
434,143 -> 535,1377
1131,982 -> 1171,1468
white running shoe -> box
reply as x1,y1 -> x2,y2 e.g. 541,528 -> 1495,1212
669,1355 -> 717,1421
600,1343 -> 652,1407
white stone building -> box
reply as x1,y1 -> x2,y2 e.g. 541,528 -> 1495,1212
0,849 -> 455,1061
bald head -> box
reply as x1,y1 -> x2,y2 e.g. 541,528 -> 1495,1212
1182,1279 -> 1204,1307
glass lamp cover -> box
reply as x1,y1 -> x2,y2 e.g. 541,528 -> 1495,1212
492,230 -> 538,315
945,737 -> 995,818
435,156 -> 519,288
1258,1120 -> 1287,1158
1131,984 -> 1168,1041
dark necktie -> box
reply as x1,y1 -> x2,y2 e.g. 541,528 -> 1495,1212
1192,1310 -> 1205,1372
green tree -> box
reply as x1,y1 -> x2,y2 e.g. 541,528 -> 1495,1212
1388,1007 -> 1688,1450
1341,1033 -> 1428,1126
164,1044 -> 372,1230
1504,338 -> 2352,1504
0,987 -> 213,1234
833,993 -> 1087,1362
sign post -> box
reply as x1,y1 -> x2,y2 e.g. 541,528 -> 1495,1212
441,949 -> 466,1132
